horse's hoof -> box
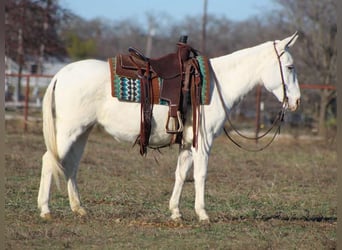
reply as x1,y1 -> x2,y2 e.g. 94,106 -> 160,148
74,207 -> 87,217
40,212 -> 52,220
199,218 -> 211,225
171,216 -> 183,223
170,213 -> 183,222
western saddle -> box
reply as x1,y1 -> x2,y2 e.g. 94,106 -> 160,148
115,36 -> 203,155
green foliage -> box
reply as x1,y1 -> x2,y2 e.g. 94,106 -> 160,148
326,102 -> 337,128
65,32 -> 96,60
326,117 -> 336,128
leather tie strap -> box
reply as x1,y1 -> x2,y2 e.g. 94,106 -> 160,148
128,55 -> 153,155
182,58 -> 202,149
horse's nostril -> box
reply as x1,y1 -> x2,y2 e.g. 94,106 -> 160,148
296,99 -> 301,106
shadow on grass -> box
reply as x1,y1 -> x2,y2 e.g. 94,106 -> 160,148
213,213 -> 337,223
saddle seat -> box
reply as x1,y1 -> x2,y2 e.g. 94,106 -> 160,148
128,46 -> 187,79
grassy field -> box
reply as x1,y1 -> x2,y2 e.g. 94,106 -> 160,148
5,121 -> 337,249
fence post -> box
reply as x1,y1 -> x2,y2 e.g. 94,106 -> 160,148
24,75 -> 30,131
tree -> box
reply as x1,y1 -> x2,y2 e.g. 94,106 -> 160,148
273,0 -> 337,136
5,0 -> 68,63
5,0 -> 68,100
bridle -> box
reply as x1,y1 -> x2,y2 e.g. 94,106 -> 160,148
215,41 -> 289,152
273,41 -> 289,107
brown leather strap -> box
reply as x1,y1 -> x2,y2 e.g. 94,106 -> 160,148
190,59 -> 201,149
181,58 -> 201,149
139,62 -> 153,155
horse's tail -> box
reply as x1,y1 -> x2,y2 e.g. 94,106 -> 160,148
42,78 -> 64,189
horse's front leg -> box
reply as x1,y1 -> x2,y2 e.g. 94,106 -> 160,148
192,148 -> 210,222
169,148 -> 193,221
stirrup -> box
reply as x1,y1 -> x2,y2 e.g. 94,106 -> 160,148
165,111 -> 183,134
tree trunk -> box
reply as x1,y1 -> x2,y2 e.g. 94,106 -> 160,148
317,88 -> 335,138
317,89 -> 329,137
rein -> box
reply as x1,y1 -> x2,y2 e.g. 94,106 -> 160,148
214,41 -> 288,152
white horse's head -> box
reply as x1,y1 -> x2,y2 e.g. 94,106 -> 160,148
261,32 -> 301,111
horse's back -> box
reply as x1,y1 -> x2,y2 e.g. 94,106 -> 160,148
54,59 -> 109,98
55,59 -> 108,87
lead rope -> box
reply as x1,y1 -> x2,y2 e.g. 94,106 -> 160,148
214,41 -> 288,152
222,110 -> 285,152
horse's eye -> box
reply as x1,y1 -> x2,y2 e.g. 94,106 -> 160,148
287,65 -> 294,71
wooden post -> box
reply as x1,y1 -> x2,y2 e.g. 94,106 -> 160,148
201,0 -> 208,54
24,75 -> 30,132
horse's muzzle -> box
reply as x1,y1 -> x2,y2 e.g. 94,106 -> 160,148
289,98 -> 300,111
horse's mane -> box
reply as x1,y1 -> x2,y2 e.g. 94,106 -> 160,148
212,41 -> 273,63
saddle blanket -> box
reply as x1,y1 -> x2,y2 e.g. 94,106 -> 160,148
108,55 -> 211,105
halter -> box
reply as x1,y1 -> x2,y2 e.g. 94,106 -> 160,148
215,41 -> 289,152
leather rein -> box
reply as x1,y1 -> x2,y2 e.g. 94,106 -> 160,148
214,41 -> 289,152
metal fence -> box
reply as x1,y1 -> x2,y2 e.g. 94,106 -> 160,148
5,73 -> 336,134
5,73 -> 53,131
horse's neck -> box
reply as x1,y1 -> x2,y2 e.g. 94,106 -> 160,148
210,42 -> 271,109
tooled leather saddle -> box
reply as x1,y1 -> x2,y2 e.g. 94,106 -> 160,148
109,36 -> 210,155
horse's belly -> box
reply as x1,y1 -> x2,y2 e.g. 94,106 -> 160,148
99,101 -> 176,146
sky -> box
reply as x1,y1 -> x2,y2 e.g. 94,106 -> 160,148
60,0 -> 278,24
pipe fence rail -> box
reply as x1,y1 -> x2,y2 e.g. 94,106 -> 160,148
5,73 -> 336,132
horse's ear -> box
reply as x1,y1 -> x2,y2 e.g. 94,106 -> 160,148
286,31 -> 299,48
281,31 -> 299,49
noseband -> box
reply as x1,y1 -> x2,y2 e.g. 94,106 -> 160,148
214,41 -> 290,152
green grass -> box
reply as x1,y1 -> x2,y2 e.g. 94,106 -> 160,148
5,122 -> 337,249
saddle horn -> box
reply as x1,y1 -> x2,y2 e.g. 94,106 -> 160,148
179,35 -> 188,44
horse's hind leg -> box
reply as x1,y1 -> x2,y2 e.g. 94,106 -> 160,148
38,126 -> 92,218
37,151 -> 55,219
62,127 -> 93,216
